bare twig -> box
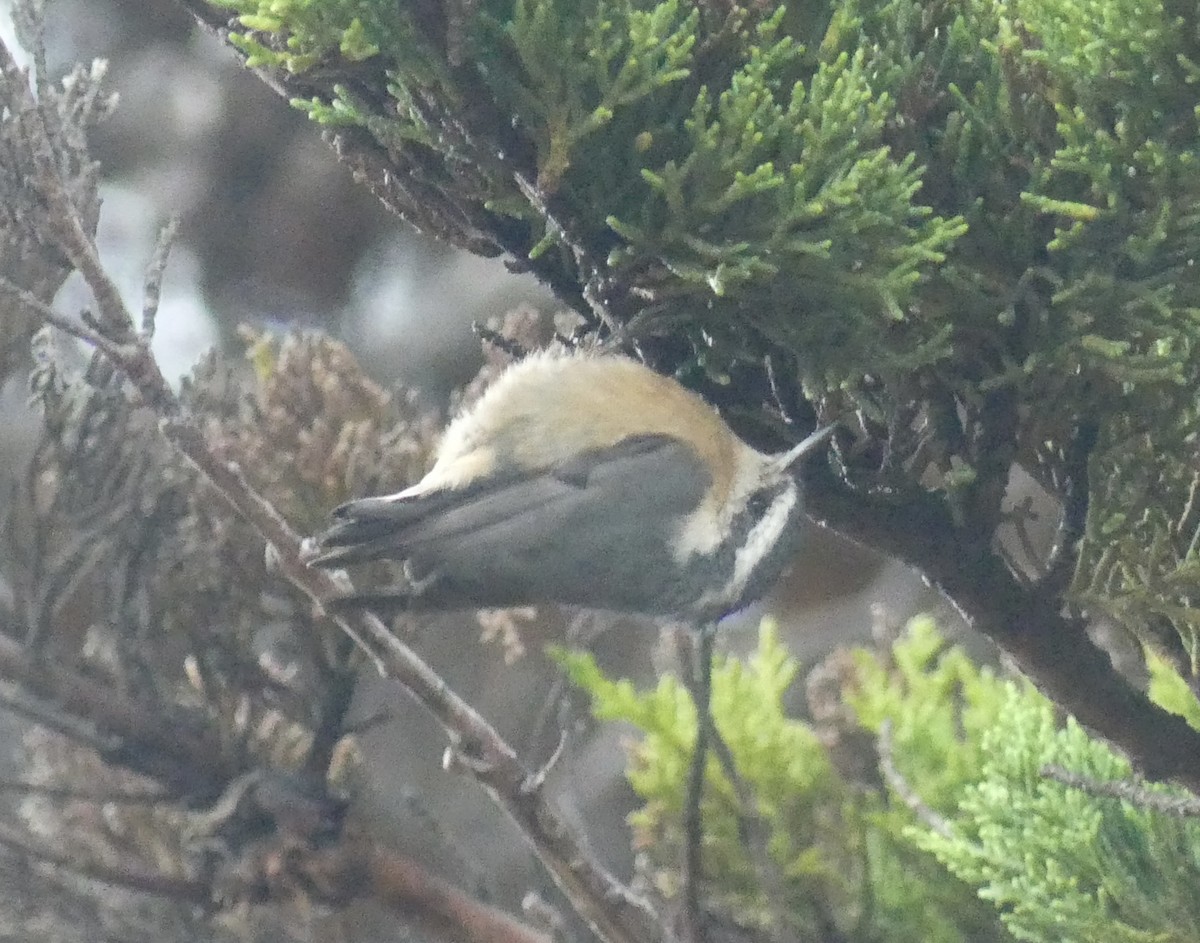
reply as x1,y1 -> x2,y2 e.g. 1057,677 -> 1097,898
338,706 -> 393,738
525,610 -> 620,759
140,215 -> 180,340
877,720 -> 953,839
680,623 -> 715,943
523,891 -> 568,943
707,731 -> 795,943
1041,764 -> 1200,817
0,818 -> 210,904
365,839 -> 555,943
522,730 -> 569,795
0,779 -> 169,805
0,277 -> 126,359
0,27 -> 660,943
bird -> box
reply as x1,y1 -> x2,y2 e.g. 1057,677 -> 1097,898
310,348 -> 833,623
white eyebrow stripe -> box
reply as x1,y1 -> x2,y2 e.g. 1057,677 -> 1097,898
691,483 -> 799,614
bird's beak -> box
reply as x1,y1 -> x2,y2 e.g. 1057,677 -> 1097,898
773,423 -> 837,472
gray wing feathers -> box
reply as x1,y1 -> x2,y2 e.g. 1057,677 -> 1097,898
314,434 -> 710,611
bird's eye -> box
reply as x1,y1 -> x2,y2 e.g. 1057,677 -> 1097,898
746,491 -> 771,519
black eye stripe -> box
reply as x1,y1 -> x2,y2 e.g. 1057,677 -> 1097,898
746,491 -> 771,518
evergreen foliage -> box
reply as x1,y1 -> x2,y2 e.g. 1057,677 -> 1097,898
192,0 -> 1200,934
209,0 -> 1200,671
557,621 -> 1007,942
913,685 -> 1200,943
562,618 -> 1200,941
10,0 -> 1200,937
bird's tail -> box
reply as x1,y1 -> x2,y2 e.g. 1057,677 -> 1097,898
308,493 -> 438,567
321,589 -> 416,616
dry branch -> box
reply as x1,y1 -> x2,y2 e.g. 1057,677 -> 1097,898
0,23 -> 662,943
157,0 -> 1200,799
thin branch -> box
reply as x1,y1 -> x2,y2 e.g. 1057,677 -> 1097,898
680,623 -> 715,943
803,460 -> 1200,794
140,215 -> 180,340
522,891 -> 569,943
0,779 -> 170,805
525,610 -> 621,759
366,840 -> 555,943
877,720 -> 952,839
0,277 -> 126,359
0,818 -> 211,904
2,27 -> 660,943
521,730 -> 568,796
0,632 -> 232,795
707,730 -> 796,943
1041,764 -> 1200,817
338,707 -> 393,738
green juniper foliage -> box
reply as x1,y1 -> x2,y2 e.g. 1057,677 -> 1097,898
854,619 -> 1200,943
557,621 -> 1010,943
211,0 -> 1200,670
562,619 -> 1200,942
911,684 -> 1200,943
556,625 -> 856,938
199,0 -> 1200,932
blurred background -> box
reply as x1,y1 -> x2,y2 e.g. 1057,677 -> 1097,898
0,0 -> 1003,938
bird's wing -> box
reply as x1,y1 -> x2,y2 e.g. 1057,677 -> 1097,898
310,433 -> 708,574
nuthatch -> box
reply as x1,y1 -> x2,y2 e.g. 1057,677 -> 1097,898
312,350 -> 833,623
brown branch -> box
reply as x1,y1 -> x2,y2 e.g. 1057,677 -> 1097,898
805,462 -> 1200,794
1041,764 -> 1200,817
0,632 -> 232,795
0,819 -> 211,905
225,825 -> 554,943
367,842 -> 554,943
0,29 -> 661,943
